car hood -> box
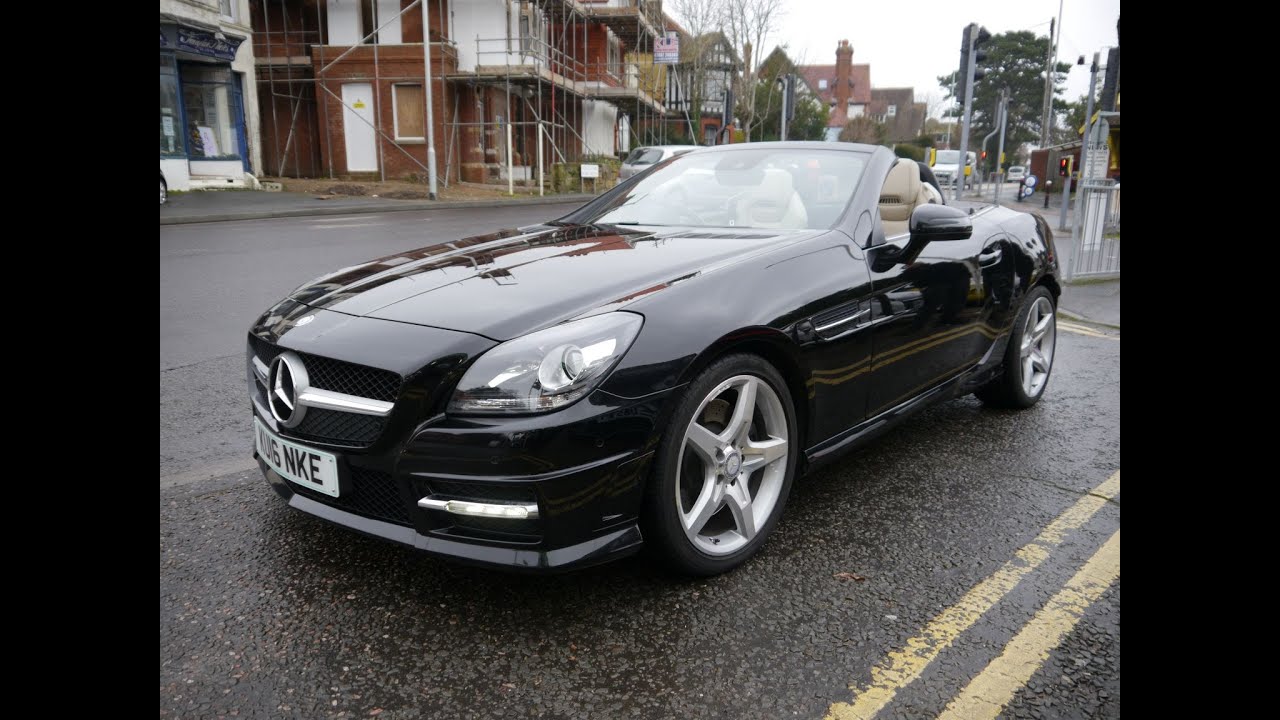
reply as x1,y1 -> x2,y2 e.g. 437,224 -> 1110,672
287,224 -> 817,340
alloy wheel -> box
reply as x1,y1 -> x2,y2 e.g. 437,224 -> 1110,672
675,374 -> 789,556
1021,296 -> 1056,397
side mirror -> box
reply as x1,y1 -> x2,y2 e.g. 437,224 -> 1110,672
871,204 -> 973,271
908,203 -> 972,241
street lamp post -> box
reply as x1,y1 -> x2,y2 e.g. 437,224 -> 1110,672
1074,51 -> 1101,233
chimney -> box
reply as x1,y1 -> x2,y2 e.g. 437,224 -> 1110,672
835,40 -> 853,106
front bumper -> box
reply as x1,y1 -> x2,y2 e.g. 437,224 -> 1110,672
254,387 -> 676,572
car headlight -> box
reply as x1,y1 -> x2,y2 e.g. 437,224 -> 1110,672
448,312 -> 644,414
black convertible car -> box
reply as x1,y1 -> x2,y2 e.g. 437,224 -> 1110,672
247,142 -> 1059,575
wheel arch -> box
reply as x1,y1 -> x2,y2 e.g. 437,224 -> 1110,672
1037,273 -> 1061,304
675,327 -> 811,460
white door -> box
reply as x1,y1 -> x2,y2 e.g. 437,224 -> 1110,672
341,83 -> 377,172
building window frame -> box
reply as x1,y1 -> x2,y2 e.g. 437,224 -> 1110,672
607,33 -> 622,79
219,0 -> 238,23
160,51 -> 188,159
392,83 -> 426,142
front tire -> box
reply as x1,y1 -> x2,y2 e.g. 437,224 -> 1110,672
976,286 -> 1057,408
160,177 -> 168,205
643,354 -> 798,576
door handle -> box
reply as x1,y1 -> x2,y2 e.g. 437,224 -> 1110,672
978,247 -> 1003,266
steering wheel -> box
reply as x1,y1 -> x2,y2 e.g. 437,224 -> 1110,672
667,185 -> 710,226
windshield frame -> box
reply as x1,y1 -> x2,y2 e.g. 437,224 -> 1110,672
554,146 -> 873,232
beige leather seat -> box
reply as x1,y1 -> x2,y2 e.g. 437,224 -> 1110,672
879,159 -> 933,237
735,168 -> 809,229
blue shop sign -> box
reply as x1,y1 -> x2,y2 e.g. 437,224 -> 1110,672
160,25 -> 243,61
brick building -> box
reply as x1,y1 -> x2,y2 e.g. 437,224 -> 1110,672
789,40 -> 927,144
867,87 -> 925,143
251,0 -> 668,184
795,40 -> 870,141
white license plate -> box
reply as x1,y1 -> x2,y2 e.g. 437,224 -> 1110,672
254,417 -> 340,497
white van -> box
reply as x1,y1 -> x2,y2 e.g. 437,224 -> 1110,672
932,150 -> 976,190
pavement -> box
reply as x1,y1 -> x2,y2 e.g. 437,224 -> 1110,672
1059,279 -> 1120,328
160,188 -> 598,225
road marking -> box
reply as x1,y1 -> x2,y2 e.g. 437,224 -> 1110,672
823,471 -> 1119,720
937,530 -> 1120,720
1058,321 -> 1117,339
311,221 -> 386,229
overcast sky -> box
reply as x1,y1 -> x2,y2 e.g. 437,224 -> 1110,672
696,0 -> 1120,116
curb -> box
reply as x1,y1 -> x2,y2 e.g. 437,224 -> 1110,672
1057,307 -> 1120,330
160,193 -> 597,226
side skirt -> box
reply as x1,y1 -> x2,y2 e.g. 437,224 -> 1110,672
801,369 -> 973,475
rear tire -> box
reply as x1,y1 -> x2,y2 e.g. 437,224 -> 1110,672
643,354 -> 798,576
976,286 -> 1057,409
160,177 -> 168,205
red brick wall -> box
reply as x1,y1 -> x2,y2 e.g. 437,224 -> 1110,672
312,44 -> 460,181
257,75 -> 322,178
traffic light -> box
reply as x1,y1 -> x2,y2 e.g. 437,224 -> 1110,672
981,151 -> 987,160
957,24 -> 993,102
971,25 -> 991,84
1058,157 -> 1069,176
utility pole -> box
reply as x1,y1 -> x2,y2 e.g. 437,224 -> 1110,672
422,0 -> 438,200
1047,0 -> 1064,143
779,75 -> 789,141
777,74 -> 796,141
995,87 -> 1008,203
1039,17 -> 1055,146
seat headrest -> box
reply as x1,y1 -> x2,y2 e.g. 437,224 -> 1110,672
879,159 -> 922,222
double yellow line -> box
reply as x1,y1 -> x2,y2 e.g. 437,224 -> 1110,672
825,471 -> 1120,720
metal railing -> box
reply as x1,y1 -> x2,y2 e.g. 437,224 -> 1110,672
1068,179 -> 1120,279
472,35 -> 664,102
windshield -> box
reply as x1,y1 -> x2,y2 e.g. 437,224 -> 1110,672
625,148 -> 664,165
585,148 -> 867,230
936,150 -> 959,165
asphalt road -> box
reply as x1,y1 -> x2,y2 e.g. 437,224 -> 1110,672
160,205 -> 1119,719
159,203 -> 582,483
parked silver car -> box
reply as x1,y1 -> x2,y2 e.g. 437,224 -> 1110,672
1007,165 -> 1027,182
619,145 -> 699,180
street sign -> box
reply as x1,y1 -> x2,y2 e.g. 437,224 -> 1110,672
1083,119 -> 1111,180
1024,175 -> 1037,188
655,32 -> 680,64
580,164 -> 600,179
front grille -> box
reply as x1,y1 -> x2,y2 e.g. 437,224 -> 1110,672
302,354 -> 401,402
289,467 -> 411,527
248,334 -> 284,365
425,479 -> 537,504
291,408 -> 384,447
248,334 -> 402,402
248,333 -> 403,447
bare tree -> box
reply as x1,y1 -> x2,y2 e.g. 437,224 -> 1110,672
722,0 -> 786,141
668,0 -> 729,143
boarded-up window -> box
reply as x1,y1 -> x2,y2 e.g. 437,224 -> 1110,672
394,84 -> 425,139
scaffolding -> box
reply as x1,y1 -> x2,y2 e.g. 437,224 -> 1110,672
251,0 -> 669,190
